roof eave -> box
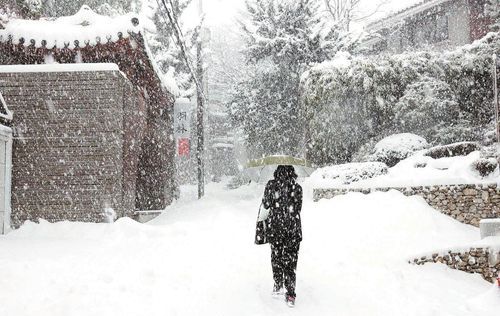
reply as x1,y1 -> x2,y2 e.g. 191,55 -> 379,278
366,0 -> 451,33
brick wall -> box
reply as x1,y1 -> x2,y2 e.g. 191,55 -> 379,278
314,183 -> 500,226
0,69 -> 146,227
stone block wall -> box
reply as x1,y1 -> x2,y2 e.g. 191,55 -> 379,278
314,183 -> 500,226
411,247 -> 500,283
0,68 -> 146,227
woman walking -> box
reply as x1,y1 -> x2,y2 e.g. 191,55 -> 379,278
262,165 -> 303,307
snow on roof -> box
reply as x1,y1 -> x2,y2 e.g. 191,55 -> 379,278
366,0 -> 451,33
0,5 -> 141,49
0,6 -> 178,96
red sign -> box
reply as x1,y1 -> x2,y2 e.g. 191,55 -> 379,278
178,138 -> 190,157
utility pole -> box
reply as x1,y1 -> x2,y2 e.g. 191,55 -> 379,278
196,0 -> 205,199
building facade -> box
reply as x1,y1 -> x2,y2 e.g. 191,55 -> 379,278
0,64 -> 146,227
362,0 -> 492,55
0,6 -> 176,227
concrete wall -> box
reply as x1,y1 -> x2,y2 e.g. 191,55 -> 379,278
314,183 -> 500,227
0,67 -> 145,227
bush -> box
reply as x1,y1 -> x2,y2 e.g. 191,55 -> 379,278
311,162 -> 388,185
226,173 -> 251,190
302,33 -> 498,165
351,136 -> 384,162
471,158 -> 498,177
425,142 -> 481,159
369,133 -> 429,167
394,78 -> 475,143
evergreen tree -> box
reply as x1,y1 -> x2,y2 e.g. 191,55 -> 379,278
16,0 -> 43,18
147,0 -> 195,97
230,0 -> 344,159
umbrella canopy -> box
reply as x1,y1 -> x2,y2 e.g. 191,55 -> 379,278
244,155 -> 315,183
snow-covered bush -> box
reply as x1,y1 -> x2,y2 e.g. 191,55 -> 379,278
471,158 -> 499,177
226,172 -> 251,190
369,133 -> 429,167
310,162 -> 388,185
483,130 -> 497,146
302,33 -> 498,165
394,78 -> 474,143
425,142 -> 481,159
351,136 -> 384,162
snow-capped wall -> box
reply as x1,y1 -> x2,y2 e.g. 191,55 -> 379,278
412,246 -> 500,283
314,183 -> 500,227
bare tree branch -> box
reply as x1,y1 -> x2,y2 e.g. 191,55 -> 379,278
351,0 -> 389,22
323,0 -> 388,31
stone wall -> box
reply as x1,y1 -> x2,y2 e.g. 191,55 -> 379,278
411,247 -> 500,283
314,183 -> 500,226
0,68 -> 146,227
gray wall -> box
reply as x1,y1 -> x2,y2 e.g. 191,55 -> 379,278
0,68 -> 144,227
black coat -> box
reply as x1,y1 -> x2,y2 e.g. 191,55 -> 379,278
262,178 -> 303,243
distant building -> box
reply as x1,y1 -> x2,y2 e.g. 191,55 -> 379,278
174,103 -> 238,185
206,111 -> 238,180
362,0 -> 492,55
0,6 -> 175,227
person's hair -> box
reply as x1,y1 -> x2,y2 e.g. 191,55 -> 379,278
273,165 -> 298,181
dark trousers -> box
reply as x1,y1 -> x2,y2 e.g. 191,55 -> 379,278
270,239 -> 300,297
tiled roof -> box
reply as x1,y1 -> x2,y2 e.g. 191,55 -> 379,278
367,0 -> 451,32
0,5 -> 141,49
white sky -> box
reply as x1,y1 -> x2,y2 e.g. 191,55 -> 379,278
184,0 -> 423,28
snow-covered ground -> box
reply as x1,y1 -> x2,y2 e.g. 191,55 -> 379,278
0,180 -> 499,315
308,150 -> 500,189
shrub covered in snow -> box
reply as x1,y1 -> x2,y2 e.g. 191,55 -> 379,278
369,133 -> 429,167
310,162 -> 388,185
302,32 -> 498,165
471,158 -> 499,177
226,172 -> 251,190
425,142 -> 481,159
394,78 -> 475,144
351,136 -> 383,162
483,131 -> 497,146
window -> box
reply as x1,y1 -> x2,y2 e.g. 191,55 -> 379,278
435,14 -> 449,42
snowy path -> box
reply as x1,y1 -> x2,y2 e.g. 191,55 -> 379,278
0,181 -> 499,315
